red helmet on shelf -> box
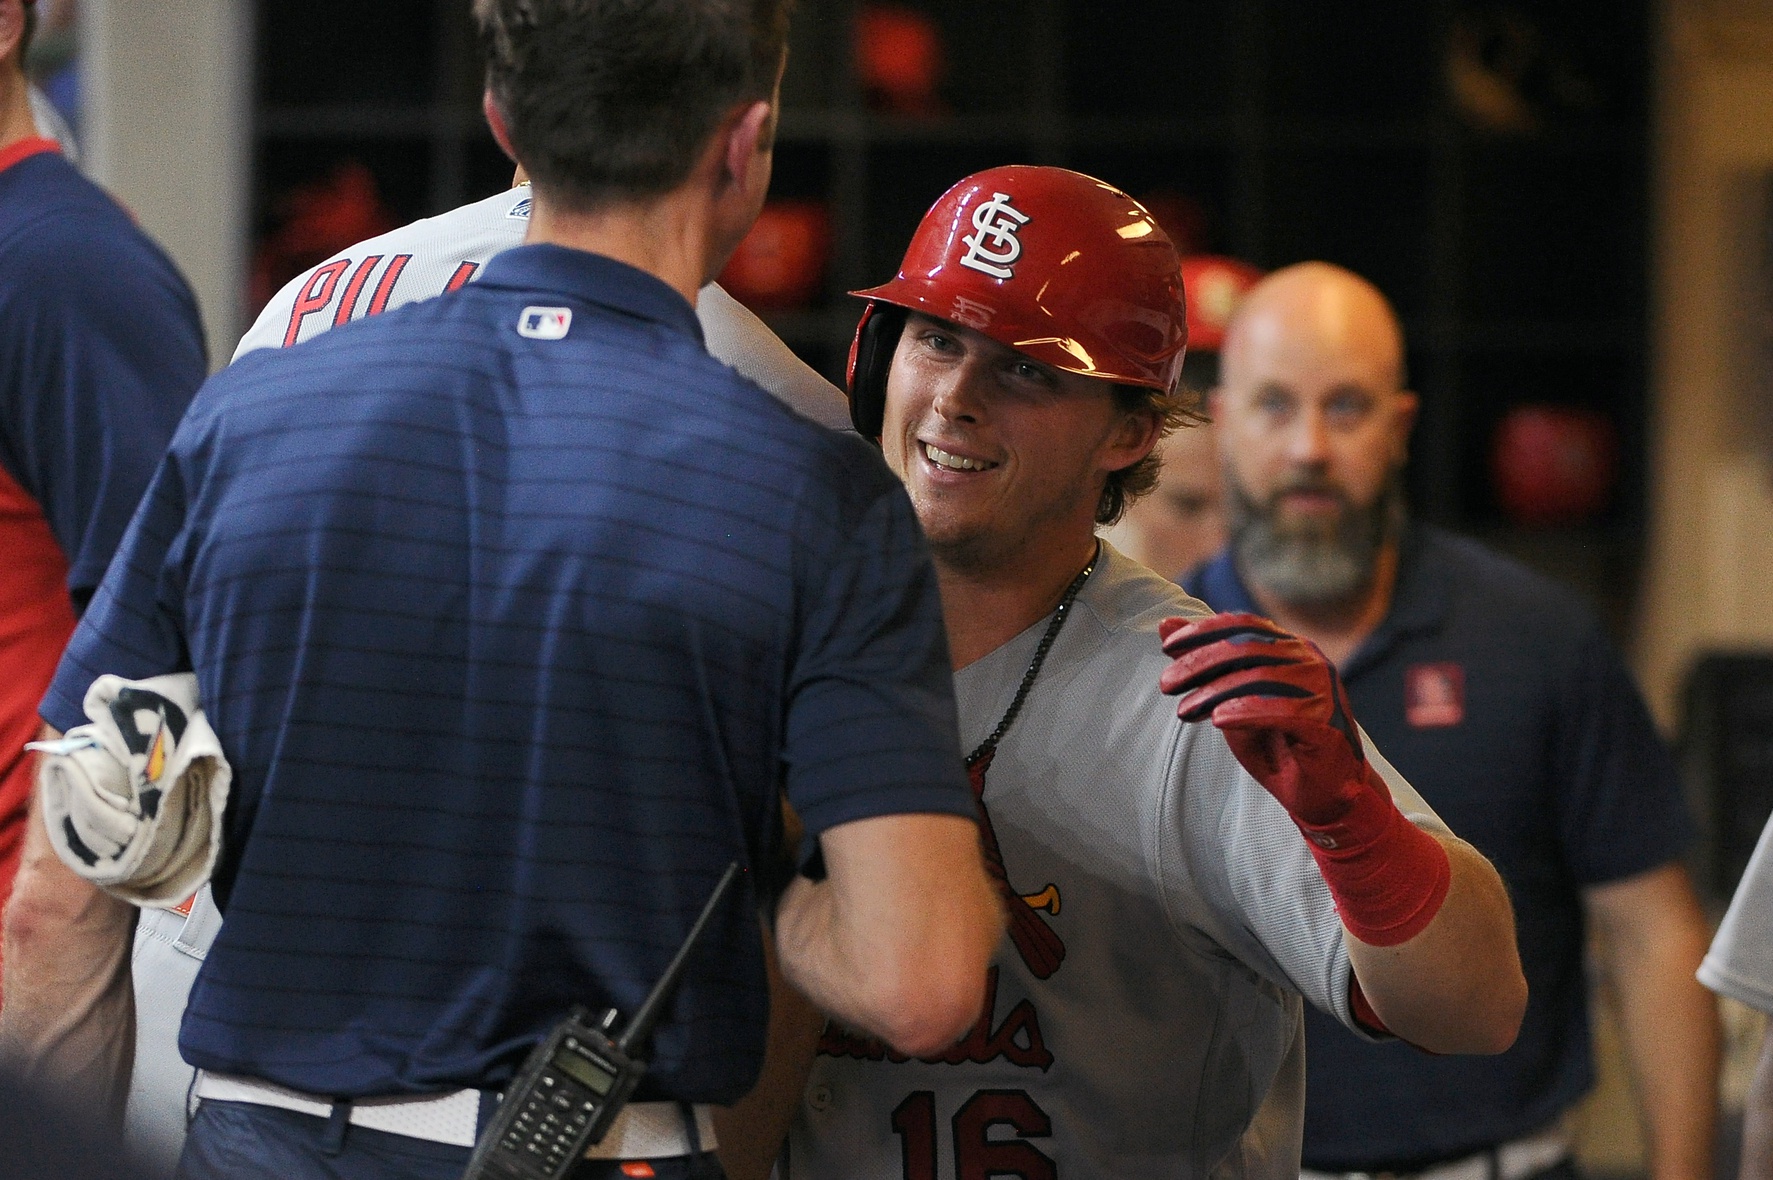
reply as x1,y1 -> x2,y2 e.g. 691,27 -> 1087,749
1179,254 -> 1265,353
846,165 -> 1189,437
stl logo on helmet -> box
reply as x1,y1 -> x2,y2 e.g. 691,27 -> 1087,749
959,191 -> 1031,280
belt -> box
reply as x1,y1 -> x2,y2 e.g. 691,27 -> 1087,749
1300,1121 -> 1571,1180
193,1070 -> 718,1157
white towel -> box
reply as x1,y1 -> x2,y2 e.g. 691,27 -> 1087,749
29,673 -> 230,907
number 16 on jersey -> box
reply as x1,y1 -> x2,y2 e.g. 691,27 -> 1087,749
891,1089 -> 1055,1180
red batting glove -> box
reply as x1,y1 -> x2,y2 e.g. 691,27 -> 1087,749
1157,612 -> 1450,948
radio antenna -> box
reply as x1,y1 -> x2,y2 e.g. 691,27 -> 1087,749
615,861 -> 741,1056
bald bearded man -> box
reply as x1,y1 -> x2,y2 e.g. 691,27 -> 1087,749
1184,263 -> 1719,1180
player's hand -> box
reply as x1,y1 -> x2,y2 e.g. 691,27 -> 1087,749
1156,612 -> 1376,840
1157,611 -> 1452,948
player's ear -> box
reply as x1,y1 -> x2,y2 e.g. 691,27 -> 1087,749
1104,402 -> 1164,476
720,100 -> 775,197
483,90 -> 517,164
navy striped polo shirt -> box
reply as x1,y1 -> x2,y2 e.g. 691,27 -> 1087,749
44,243 -> 973,1103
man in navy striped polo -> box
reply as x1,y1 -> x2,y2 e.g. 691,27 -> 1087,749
31,1 -> 1004,1176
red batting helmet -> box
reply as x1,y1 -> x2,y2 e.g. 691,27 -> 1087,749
845,165 -> 1189,437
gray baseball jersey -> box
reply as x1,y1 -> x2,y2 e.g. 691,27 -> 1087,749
1701,815 -> 1773,1013
787,546 -> 1447,1180
124,184 -> 851,1172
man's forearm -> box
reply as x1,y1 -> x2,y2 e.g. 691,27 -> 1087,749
774,872 -> 982,1057
1346,832 -> 1526,1055
0,750 -> 137,1123
1587,864 -> 1717,1180
774,812 -> 1003,1059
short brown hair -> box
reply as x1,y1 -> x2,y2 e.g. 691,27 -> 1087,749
1097,381 -> 1207,526
475,0 -> 792,212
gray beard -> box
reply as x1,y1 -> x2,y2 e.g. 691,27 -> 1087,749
1227,469 -> 1404,609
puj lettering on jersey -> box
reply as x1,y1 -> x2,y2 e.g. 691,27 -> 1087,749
817,967 -> 1053,1071
518,306 -> 572,340
959,192 -> 1031,280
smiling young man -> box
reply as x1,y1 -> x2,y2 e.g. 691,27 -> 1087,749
1186,262 -> 1717,1180
781,166 -> 1527,1179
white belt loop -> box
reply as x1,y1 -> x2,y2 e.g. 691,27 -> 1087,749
192,1070 -> 718,1156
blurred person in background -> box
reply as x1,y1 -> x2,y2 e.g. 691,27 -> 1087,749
1099,420 -> 1223,581
1185,261 -> 1718,1180
0,0 -> 205,1116
1102,255 -> 1260,580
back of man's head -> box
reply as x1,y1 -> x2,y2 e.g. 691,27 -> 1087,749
475,0 -> 792,212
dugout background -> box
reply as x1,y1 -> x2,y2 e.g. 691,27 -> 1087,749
247,0 -> 1655,640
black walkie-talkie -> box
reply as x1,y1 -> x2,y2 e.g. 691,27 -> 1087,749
461,862 -> 742,1180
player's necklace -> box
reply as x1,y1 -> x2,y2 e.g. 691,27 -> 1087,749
964,541 -> 1100,783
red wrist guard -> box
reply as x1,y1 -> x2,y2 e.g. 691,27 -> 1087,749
1296,762 -> 1450,947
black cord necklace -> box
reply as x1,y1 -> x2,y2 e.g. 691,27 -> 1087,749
965,541 -> 1100,772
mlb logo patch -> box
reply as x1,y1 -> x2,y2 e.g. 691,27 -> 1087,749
1406,663 -> 1465,728
506,195 -> 532,220
518,306 -> 572,339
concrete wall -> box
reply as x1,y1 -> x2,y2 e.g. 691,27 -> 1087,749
79,0 -> 252,368
1639,0 -> 1773,727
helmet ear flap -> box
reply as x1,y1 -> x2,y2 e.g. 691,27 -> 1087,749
845,304 -> 908,440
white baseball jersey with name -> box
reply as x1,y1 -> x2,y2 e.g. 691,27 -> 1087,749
787,546 -> 1447,1180
124,183 -> 852,1172
234,182 -> 852,431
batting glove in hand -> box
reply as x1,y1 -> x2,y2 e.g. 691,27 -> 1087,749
1156,612 -> 1450,947
1157,612 -> 1377,842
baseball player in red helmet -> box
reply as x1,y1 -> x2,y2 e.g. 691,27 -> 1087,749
778,165 -> 1527,1177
